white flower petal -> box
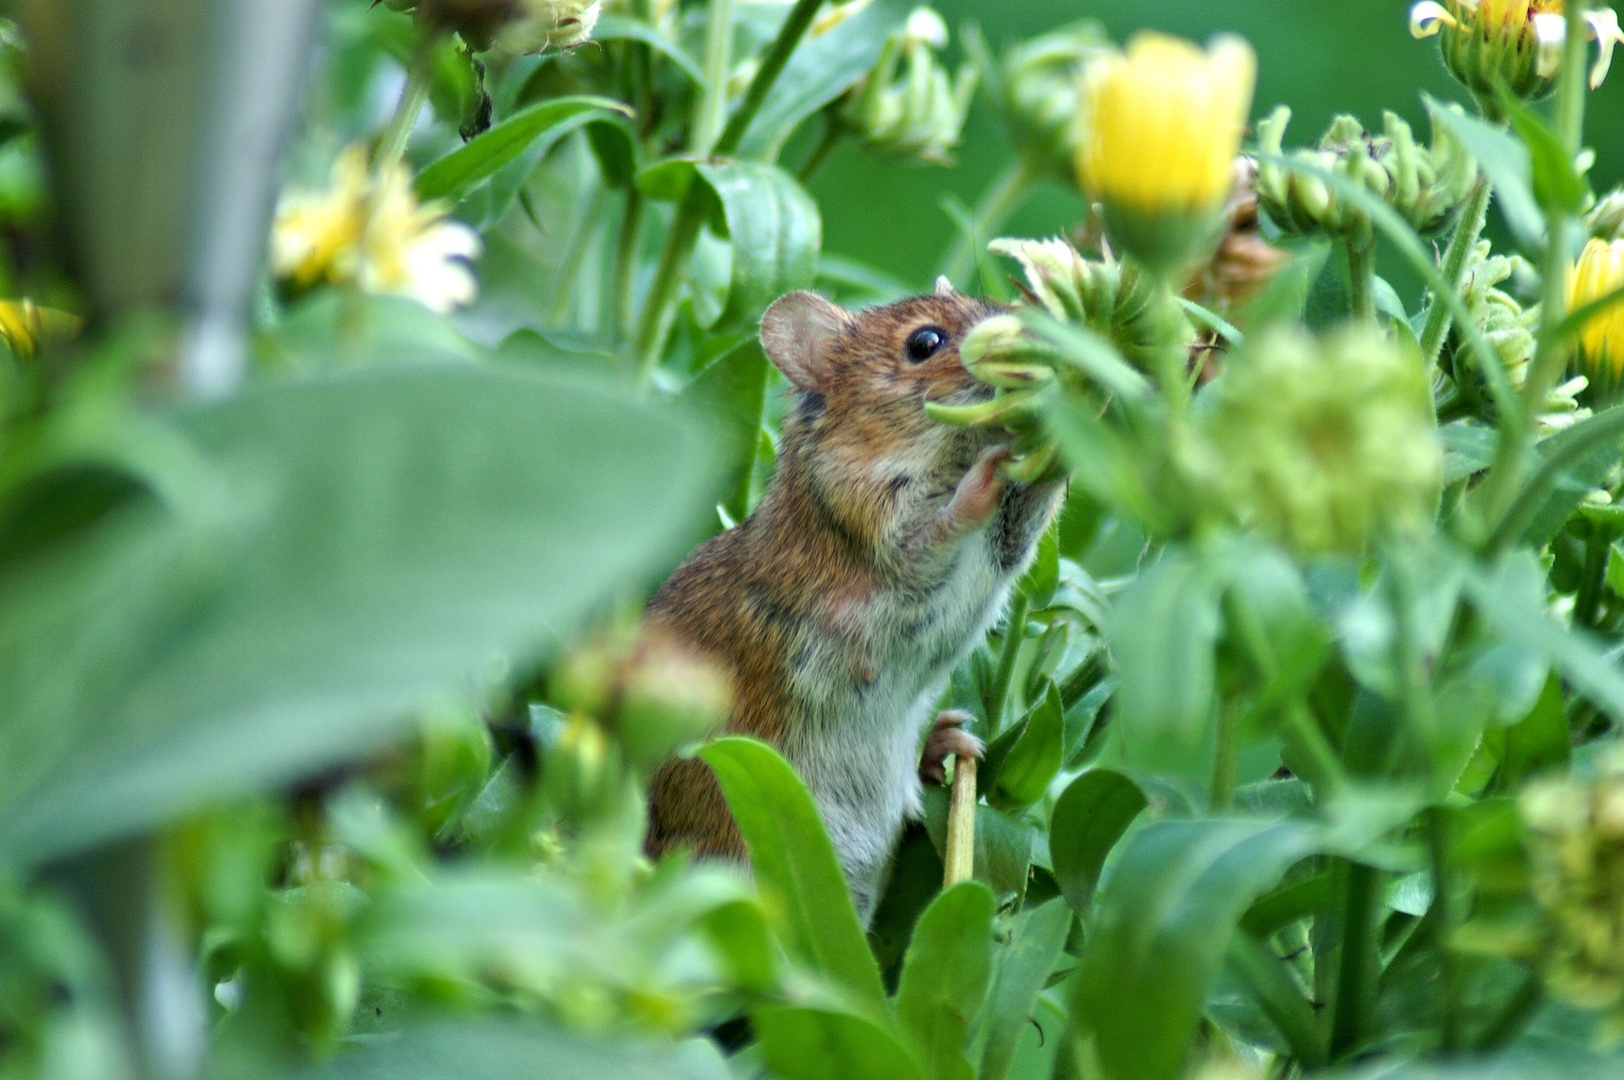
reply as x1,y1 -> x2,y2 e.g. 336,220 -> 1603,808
1534,12 -> 1567,79
1587,8 -> 1624,88
1409,1 -> 1455,39
904,7 -> 948,50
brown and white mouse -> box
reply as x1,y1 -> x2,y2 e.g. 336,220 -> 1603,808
644,279 -> 1064,921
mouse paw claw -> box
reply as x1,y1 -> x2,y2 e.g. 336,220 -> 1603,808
920,709 -> 985,785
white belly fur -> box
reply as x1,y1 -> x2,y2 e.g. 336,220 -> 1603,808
782,526 -> 1018,921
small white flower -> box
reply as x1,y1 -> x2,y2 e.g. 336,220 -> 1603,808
903,6 -> 948,50
1408,1 -> 1457,38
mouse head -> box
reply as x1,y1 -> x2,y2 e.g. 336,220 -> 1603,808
759,280 -> 1001,529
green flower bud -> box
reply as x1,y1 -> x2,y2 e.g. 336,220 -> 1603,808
842,7 -> 977,165
1255,101 -> 1476,244
1521,747 -> 1624,1026
1205,324 -> 1441,556
616,634 -> 732,771
391,0 -> 600,51
994,21 -> 1110,181
1588,187 -> 1624,241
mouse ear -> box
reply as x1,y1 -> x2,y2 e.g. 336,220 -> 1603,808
760,291 -> 850,392
933,275 -> 955,297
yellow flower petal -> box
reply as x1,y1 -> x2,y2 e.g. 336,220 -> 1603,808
1569,237 -> 1624,382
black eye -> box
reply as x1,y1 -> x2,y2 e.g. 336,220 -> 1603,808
905,326 -> 946,362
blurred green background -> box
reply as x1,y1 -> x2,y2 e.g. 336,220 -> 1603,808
813,0 -> 1624,293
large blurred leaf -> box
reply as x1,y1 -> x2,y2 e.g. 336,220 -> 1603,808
415,95 -> 629,203
638,158 -> 821,329
922,786 -> 1037,902
593,14 -> 707,86
1049,769 -> 1146,914
0,363 -> 714,865
754,1006 -> 924,1080
735,0 -> 912,160
1428,102 -> 1542,249
1500,404 -> 1624,549
985,682 -> 1064,811
697,737 -> 887,1012
680,339 -> 769,523
297,1019 -> 729,1080
893,881 -> 995,1080
1072,819 -> 1317,1080
976,899 -> 1072,1080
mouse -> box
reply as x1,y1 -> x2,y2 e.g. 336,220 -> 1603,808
644,278 -> 1065,921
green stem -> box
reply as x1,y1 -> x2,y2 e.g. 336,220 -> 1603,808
548,183 -> 609,325
1345,238 -> 1377,323
377,32 -> 434,171
1420,179 -> 1492,369
1473,967 -> 1544,1050
692,0 -> 737,155
986,593 -> 1030,735
797,114 -> 844,183
1427,806 -> 1463,1054
1329,859 -> 1380,1059
1557,0 -> 1590,157
611,187 -> 644,341
629,0 -> 655,131
941,160 -> 1036,286
1575,522 -> 1610,629
714,0 -> 825,158
630,0 -> 826,385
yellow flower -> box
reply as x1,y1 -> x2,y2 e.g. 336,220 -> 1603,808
1076,32 -> 1255,275
1569,237 -> 1624,397
269,145 -> 481,315
1410,0 -> 1624,114
0,299 -> 82,361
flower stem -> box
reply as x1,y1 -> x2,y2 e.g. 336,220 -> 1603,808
940,160 -> 1037,287
692,0 -> 737,155
986,593 -> 1030,735
1210,695 -> 1239,813
797,114 -> 844,183
1427,806 -> 1463,1054
1575,521 -> 1610,629
377,32 -> 434,172
1420,179 -> 1492,369
1345,237 -> 1377,323
1329,859 -> 1380,1058
631,0 -> 826,386
547,183 -> 609,325
611,187 -> 644,340
1557,0 -> 1590,156
944,755 -> 978,887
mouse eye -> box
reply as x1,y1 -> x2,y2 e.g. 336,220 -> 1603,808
904,326 -> 946,362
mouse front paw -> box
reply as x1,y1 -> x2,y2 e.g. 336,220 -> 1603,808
919,709 -> 985,785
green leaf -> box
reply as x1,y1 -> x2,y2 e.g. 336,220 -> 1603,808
1017,516 -> 1060,608
1492,403 -> 1624,550
1049,769 -> 1147,914
680,339 -> 769,523
1107,545 -> 1223,781
637,158 -> 822,329
736,0 -> 912,160
988,683 -> 1065,811
297,1019 -> 730,1080
893,881 -> 996,1080
416,96 -> 630,203
1497,673 -> 1569,789
593,14 -> 708,86
754,1006 -> 925,1080
1465,553 -> 1624,726
1223,932 -> 1328,1067
0,364 -> 713,866
1427,101 -> 1543,249
976,900 -> 1073,1080
1072,819 -> 1316,1080
697,737 -> 887,1012
1501,88 -> 1588,214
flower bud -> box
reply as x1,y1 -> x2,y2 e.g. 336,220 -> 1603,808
1255,101 -> 1476,245
840,7 -> 976,165
1076,32 -> 1256,277
1569,237 -> 1624,401
1521,747 -> 1624,1022
995,22 -> 1109,181
400,0 -> 601,52
1410,0 -> 1624,117
960,313 -> 1057,386
1205,324 -> 1441,556
1588,187 -> 1624,241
